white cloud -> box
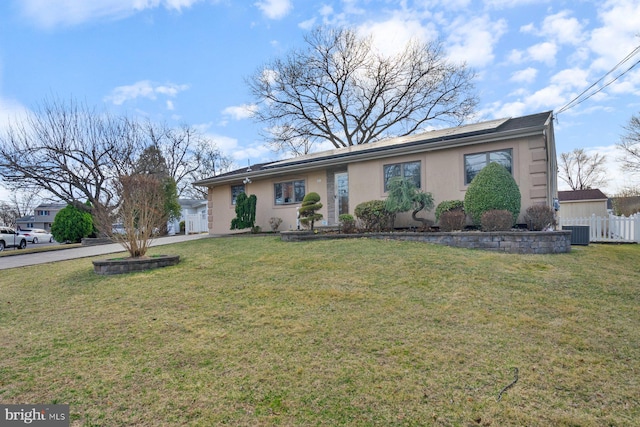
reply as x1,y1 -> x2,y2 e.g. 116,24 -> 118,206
446,15 -> 507,67
0,96 -> 29,132
506,49 -> 525,64
527,41 -> 558,66
18,0 -> 203,28
540,10 -> 585,45
521,10 -> 585,46
551,68 -> 589,89
166,100 -> 174,110
357,15 -> 438,57
484,0 -> 547,8
510,67 -> 537,84
298,17 -> 316,30
589,0 -> 640,72
222,104 -> 258,120
104,80 -> 189,105
254,0 -> 292,20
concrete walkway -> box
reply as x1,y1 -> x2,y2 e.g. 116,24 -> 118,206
0,233 -> 212,270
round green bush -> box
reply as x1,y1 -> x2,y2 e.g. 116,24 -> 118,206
435,200 -> 464,222
464,162 -> 521,226
51,204 -> 94,243
354,200 -> 394,232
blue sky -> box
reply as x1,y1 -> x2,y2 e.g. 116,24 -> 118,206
1,0 -> 640,202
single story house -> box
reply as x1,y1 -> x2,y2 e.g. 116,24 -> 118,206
195,111 -> 558,235
15,203 -> 66,231
557,189 -> 608,219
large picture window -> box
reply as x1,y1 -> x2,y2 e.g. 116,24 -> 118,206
464,149 -> 512,184
274,180 -> 305,205
383,161 -> 421,191
231,184 -> 245,205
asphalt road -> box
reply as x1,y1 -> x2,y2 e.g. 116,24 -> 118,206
0,233 -> 212,270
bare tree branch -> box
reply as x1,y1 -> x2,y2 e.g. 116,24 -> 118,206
618,113 -> 640,175
0,98 -> 230,232
558,148 -> 608,190
248,26 -> 478,156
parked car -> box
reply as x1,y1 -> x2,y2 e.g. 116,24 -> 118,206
0,226 -> 28,251
17,228 -> 54,244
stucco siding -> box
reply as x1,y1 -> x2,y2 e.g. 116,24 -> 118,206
207,170 -> 329,234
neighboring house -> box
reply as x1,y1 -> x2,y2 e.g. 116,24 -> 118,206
557,189 -> 608,219
195,111 -> 558,235
168,199 -> 208,235
15,203 -> 66,231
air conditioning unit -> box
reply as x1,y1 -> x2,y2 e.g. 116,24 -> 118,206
562,226 -> 590,246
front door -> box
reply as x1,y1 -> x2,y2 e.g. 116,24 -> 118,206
335,172 -> 349,223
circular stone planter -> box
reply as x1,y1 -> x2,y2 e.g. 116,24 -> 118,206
93,255 -> 180,275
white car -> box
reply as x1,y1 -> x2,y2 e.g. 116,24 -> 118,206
18,228 -> 54,244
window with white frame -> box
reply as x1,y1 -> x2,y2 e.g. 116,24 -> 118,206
231,184 -> 245,205
383,160 -> 421,191
464,149 -> 512,185
274,180 -> 305,205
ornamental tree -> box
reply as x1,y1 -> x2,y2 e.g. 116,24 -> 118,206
299,192 -> 323,230
384,177 -> 434,228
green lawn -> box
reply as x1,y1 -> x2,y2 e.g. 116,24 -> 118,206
1,236 -> 639,426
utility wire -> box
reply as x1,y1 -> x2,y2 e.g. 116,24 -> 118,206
556,44 -> 640,115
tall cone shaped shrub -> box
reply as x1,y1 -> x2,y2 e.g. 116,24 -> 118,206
464,162 -> 521,226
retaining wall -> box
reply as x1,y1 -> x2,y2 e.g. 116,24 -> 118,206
281,230 -> 572,254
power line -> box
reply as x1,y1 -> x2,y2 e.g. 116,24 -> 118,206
556,44 -> 640,115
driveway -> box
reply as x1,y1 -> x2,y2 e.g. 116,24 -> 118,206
0,234 -> 211,270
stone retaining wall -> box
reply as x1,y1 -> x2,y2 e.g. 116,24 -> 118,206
93,255 -> 180,275
281,230 -> 572,254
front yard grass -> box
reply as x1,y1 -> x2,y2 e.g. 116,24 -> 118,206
1,236 -> 639,426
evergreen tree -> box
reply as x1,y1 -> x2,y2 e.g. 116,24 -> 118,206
299,192 -> 323,230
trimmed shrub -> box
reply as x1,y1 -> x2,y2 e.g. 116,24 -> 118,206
481,209 -> 514,231
338,214 -> 356,234
354,200 -> 394,232
524,204 -> 556,231
51,204 -> 93,243
439,210 -> 466,232
299,192 -> 323,230
231,193 -> 257,230
435,200 -> 465,222
269,217 -> 283,232
464,162 -> 521,226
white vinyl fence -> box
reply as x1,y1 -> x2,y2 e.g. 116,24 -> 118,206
185,213 -> 208,234
559,214 -> 640,243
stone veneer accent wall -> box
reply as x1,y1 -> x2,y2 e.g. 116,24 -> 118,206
281,231 -> 572,254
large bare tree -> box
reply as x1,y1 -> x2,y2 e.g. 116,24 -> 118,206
0,98 -> 141,229
0,98 -> 229,231
248,26 -> 478,156
558,148 -> 608,190
618,113 -> 640,174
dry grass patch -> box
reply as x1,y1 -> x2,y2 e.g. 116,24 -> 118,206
1,237 -> 639,426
